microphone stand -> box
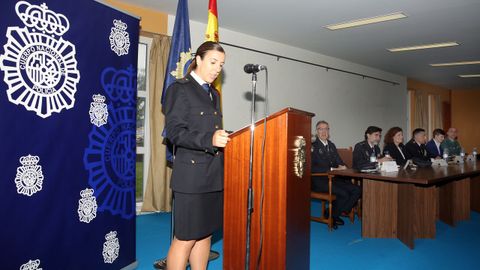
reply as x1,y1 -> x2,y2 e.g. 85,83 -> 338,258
245,72 -> 257,270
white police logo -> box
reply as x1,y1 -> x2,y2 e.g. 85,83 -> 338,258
15,154 -> 44,196
78,188 -> 98,223
89,94 -> 108,127
103,231 -> 120,263
109,20 -> 130,56
19,259 -> 42,270
0,1 -> 80,118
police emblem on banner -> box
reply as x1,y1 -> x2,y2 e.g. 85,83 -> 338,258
78,188 -> 98,223
15,154 -> 44,197
103,231 -> 120,264
89,94 -> 108,127
109,19 -> 130,56
84,66 -> 136,219
20,259 -> 42,270
101,66 -> 136,104
0,1 -> 80,118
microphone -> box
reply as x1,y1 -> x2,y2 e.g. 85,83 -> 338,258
244,64 -> 266,74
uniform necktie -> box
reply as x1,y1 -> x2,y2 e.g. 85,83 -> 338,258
201,83 -> 214,104
201,83 -> 211,94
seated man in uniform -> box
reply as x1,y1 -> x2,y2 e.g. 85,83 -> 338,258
426,128 -> 445,159
311,120 -> 361,229
352,126 -> 392,170
441,127 -> 462,156
405,128 -> 430,161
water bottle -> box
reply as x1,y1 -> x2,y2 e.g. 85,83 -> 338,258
370,151 -> 377,163
460,148 -> 465,164
443,149 -> 449,161
473,147 -> 477,160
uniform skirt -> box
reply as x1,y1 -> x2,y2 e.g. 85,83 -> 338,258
173,191 -> 223,241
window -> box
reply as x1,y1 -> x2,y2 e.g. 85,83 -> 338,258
136,36 -> 152,204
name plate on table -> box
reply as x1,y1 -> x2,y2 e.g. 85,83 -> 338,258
381,161 -> 399,172
453,155 -> 465,164
432,159 -> 448,167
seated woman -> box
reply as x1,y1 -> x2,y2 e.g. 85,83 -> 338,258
383,127 -> 409,166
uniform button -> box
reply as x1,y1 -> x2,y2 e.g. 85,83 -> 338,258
200,112 -> 204,115
214,111 -> 217,115
215,125 -> 219,129
191,160 -> 195,164
216,152 -> 220,155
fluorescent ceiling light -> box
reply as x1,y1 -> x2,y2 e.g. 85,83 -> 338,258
430,60 -> 480,67
324,12 -> 407,30
458,74 -> 480,78
388,42 -> 459,52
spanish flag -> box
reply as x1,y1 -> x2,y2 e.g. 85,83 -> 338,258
205,0 -> 222,93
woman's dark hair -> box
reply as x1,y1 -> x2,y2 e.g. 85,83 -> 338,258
384,127 -> 403,145
364,126 -> 382,140
186,41 -> 225,75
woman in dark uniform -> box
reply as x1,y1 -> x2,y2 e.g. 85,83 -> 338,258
164,41 -> 229,269
383,127 -> 409,166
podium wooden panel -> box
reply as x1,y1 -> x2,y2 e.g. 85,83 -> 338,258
223,107 -> 314,270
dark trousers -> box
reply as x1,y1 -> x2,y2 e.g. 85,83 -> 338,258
311,176 -> 361,218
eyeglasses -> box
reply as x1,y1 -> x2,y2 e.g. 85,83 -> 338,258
317,128 -> 330,131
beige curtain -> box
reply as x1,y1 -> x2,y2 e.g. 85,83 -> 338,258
413,91 -> 428,132
432,94 -> 443,130
141,34 -> 173,212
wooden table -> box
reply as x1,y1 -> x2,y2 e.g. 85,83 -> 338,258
329,161 -> 480,249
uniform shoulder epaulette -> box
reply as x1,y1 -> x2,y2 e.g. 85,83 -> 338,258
176,77 -> 190,84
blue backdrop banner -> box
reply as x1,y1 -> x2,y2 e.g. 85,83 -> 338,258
0,0 -> 139,269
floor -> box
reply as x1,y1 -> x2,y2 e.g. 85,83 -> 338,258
136,201 -> 479,269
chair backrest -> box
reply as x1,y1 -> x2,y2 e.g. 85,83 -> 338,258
337,147 -> 353,168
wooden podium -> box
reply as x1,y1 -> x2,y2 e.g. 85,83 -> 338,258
223,107 -> 314,270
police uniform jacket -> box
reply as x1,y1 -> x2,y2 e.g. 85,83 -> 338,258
405,139 -> 430,161
352,140 -> 381,170
311,138 -> 345,173
164,74 -> 223,193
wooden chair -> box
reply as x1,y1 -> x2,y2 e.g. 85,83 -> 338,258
310,173 -> 337,230
337,147 -> 362,222
310,147 -> 361,230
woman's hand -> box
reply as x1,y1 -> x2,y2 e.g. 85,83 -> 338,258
212,130 -> 231,148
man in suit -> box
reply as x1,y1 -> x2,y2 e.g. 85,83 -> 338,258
426,128 -> 445,159
311,120 -> 361,228
405,128 -> 430,161
353,126 -> 392,170
441,127 -> 463,156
